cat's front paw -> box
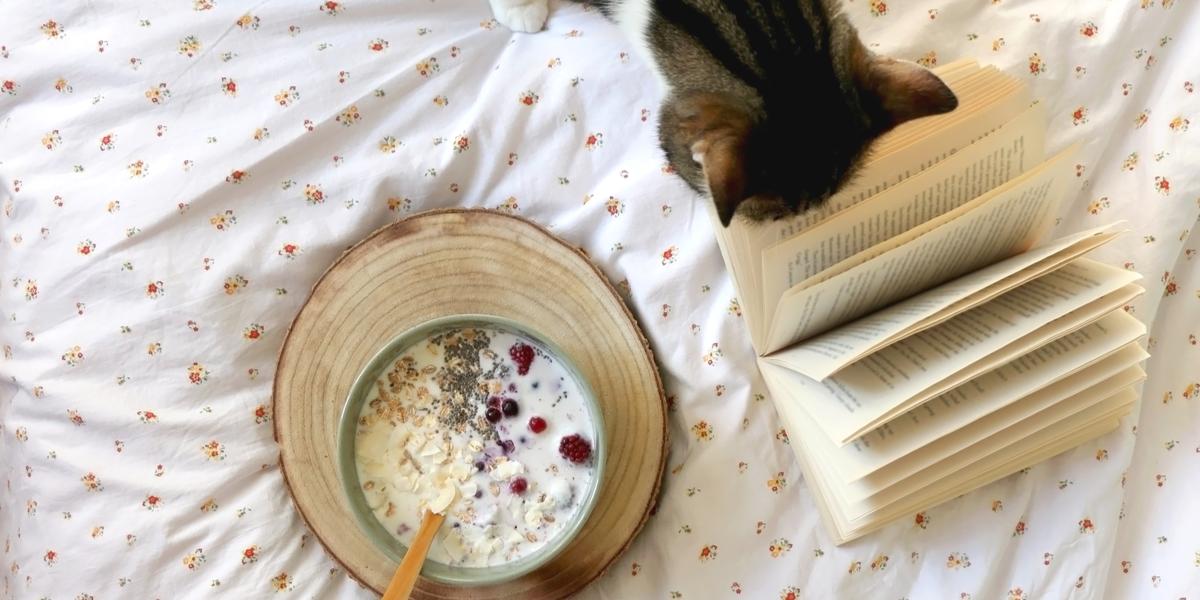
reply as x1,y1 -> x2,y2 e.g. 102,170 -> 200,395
489,0 -> 549,33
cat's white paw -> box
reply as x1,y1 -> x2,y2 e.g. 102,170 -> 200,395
489,0 -> 549,33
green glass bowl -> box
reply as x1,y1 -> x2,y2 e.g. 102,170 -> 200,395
336,314 -> 606,587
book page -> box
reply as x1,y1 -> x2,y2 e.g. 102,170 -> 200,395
847,362 -> 1144,500
780,299 -> 1145,446
760,104 -> 1046,321
846,389 -> 1133,521
720,67 -> 1031,348
843,342 -> 1146,480
760,358 -> 1131,543
766,225 -> 1122,379
764,149 -> 1076,353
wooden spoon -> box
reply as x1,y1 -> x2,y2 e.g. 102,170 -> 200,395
381,510 -> 446,600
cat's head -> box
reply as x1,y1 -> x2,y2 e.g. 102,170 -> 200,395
657,12 -> 958,226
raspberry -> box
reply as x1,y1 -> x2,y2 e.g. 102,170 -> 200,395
502,399 -> 519,417
485,407 -> 502,423
509,477 -> 528,495
528,416 -> 547,433
509,342 -> 535,375
558,434 -> 592,464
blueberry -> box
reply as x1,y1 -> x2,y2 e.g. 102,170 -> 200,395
485,407 -> 502,423
502,399 -> 519,417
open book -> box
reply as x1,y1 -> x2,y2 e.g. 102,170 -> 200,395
710,60 -> 1148,544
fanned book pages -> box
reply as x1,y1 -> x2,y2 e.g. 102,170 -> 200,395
709,60 -> 1148,545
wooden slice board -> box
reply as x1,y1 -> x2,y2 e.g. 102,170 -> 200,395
273,209 -> 667,598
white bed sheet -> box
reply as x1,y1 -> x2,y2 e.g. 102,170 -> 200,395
1,1 -> 1197,598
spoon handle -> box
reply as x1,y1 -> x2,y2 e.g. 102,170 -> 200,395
382,511 -> 446,600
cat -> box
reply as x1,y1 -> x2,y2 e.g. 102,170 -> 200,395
488,0 -> 958,226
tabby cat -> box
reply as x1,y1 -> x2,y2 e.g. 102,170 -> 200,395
489,0 -> 958,226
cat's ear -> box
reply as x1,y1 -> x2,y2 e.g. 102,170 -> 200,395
668,92 -> 754,226
853,45 -> 958,127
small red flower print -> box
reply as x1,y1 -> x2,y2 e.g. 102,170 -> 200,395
320,1 -> 343,15
1154,473 -> 1166,487
302,183 -> 325,205
1134,109 -> 1151,128
416,57 -> 439,77
224,274 -> 249,294
143,494 -> 164,511
61,345 -> 84,367
585,132 -> 604,150
1013,520 -> 1027,536
99,133 -> 115,151
44,550 -> 58,566
241,545 -> 261,565
869,0 -> 887,16
235,13 -> 260,30
1,79 -> 17,95
698,544 -> 718,562
780,587 -> 801,600
1185,81 -> 1194,93
661,245 -> 678,265
605,196 -> 625,216
201,440 -> 226,461
452,133 -> 470,153
278,243 -> 302,259
77,239 -> 96,255
1071,106 -> 1088,125
336,104 -> 361,126
81,472 -> 103,491
914,511 -> 930,529
1122,82 -> 1133,95
766,472 -> 787,493
254,404 -> 271,425
1078,517 -> 1095,533
220,77 -> 237,96
775,428 -> 789,444
691,420 -> 714,441
138,410 -> 158,423
368,37 -> 388,52
275,86 -> 300,106
41,20 -> 64,39
1044,552 -> 1054,566
243,323 -> 265,340
145,82 -> 171,103
1028,52 -> 1046,75
24,279 -> 38,300
518,90 -> 539,106
178,35 -> 201,57
67,409 -> 85,426
146,280 -> 165,298
271,572 -> 294,591
1079,21 -> 1098,37
194,0 -> 214,10
1007,588 -> 1028,600
1154,176 -> 1170,195
187,362 -> 210,385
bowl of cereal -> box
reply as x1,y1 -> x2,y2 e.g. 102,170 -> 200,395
336,314 -> 605,586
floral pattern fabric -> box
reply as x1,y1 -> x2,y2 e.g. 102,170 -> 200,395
1,1 -> 1197,598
